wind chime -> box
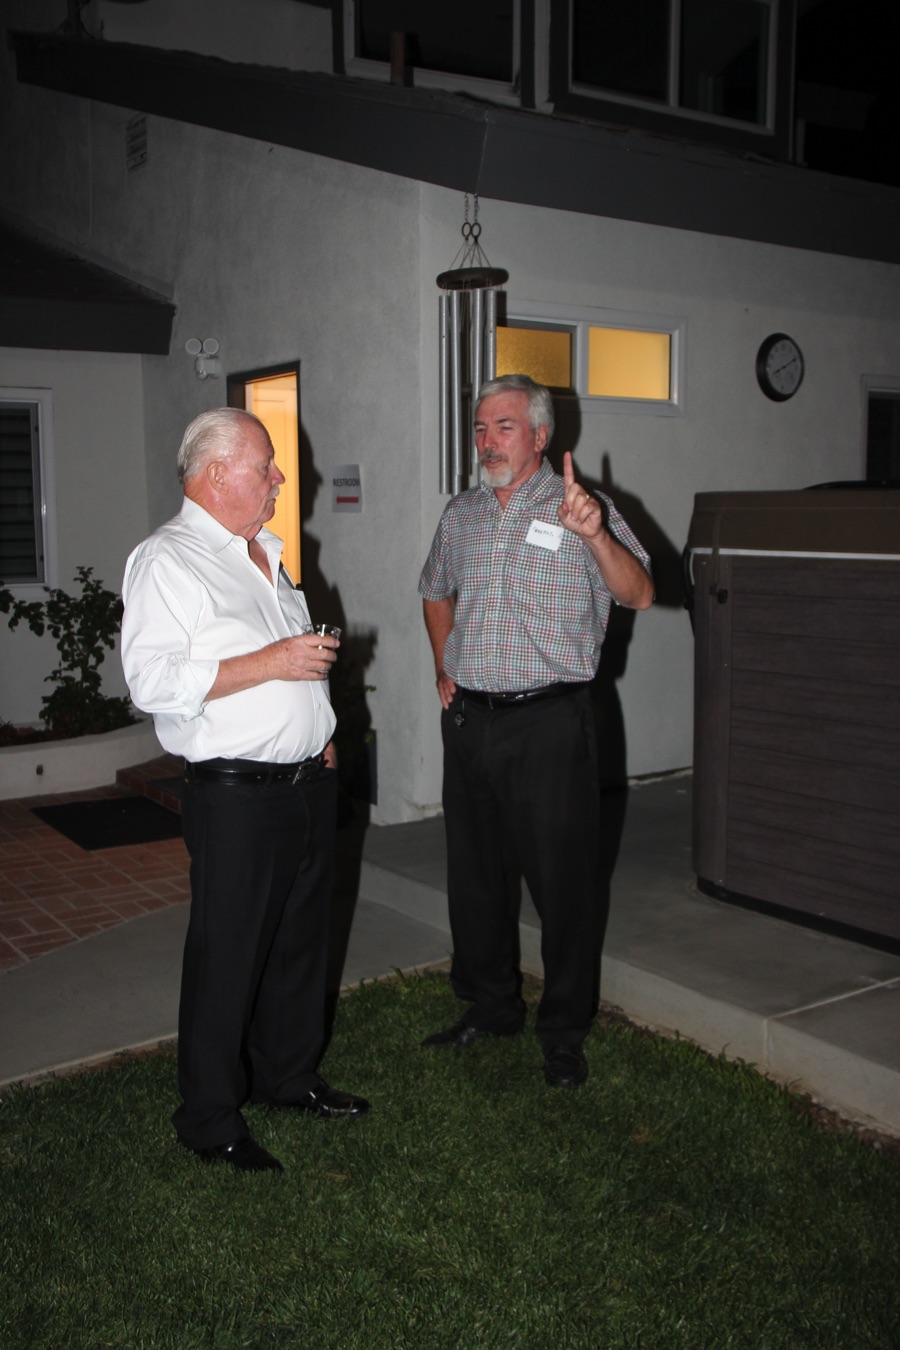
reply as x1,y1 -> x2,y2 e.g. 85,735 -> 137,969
436,195 -> 508,494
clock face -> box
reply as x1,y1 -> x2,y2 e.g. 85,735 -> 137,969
757,333 -> 804,401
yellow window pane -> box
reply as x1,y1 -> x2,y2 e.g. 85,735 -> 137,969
496,327 -> 572,390
588,328 -> 671,400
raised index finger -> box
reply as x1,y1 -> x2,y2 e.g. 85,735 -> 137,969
563,450 -> 575,490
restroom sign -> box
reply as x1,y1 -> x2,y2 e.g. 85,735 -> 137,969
332,464 -> 362,513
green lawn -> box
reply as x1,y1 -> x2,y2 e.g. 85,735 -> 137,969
2,971 -> 898,1348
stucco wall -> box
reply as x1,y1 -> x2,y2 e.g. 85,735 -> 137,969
0,348 -> 146,725
1,9 -> 898,819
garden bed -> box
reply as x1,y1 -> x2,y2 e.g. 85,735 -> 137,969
0,720 -> 162,801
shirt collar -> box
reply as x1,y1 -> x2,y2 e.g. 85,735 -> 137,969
479,456 -> 553,507
178,496 -> 283,566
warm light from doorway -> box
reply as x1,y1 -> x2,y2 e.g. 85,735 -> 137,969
244,373 -> 302,582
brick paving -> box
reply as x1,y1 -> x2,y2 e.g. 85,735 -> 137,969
0,756 -> 189,974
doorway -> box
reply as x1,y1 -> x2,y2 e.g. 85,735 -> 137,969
228,364 -> 302,581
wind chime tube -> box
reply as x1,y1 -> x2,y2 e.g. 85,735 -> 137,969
438,293 -> 450,494
449,289 -> 463,494
485,287 -> 498,382
470,285 -> 484,472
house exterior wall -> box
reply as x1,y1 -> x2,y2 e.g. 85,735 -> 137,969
0,347 -> 146,724
1,3 -> 898,819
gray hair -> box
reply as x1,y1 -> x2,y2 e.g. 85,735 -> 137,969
176,407 -> 268,484
476,373 -> 555,446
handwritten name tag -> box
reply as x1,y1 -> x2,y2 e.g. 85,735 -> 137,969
526,519 -> 563,552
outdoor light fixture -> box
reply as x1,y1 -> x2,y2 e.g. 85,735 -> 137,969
185,338 -> 221,380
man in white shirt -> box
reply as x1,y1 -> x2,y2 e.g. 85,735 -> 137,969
122,407 -> 368,1173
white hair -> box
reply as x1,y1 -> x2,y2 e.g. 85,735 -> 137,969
176,407 -> 268,484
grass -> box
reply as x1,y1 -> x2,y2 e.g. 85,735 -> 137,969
1,970 -> 898,1349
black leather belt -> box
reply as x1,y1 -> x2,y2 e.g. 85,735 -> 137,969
456,682 -> 587,710
185,753 -> 326,785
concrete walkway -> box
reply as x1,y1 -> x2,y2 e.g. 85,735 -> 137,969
1,777 -> 898,1138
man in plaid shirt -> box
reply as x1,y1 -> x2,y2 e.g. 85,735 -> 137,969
419,373 -> 653,1087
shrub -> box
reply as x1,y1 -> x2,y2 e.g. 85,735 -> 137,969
0,566 -> 137,741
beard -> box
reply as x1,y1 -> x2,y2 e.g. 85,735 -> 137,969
479,456 -> 513,488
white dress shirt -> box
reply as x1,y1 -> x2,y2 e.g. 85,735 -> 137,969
121,497 -> 335,763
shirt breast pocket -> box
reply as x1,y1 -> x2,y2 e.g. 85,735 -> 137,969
510,538 -> 563,629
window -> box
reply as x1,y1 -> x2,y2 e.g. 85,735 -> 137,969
863,378 -> 900,483
496,323 -> 575,393
498,302 -> 684,415
551,0 -> 793,159
587,327 -> 671,400
338,0 -> 530,104
0,390 -> 56,586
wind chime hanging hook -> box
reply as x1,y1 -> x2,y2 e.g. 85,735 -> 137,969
436,195 -> 509,494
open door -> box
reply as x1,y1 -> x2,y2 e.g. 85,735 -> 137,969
228,364 -> 302,581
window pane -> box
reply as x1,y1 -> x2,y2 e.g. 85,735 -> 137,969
588,328 -> 671,400
0,404 -> 41,582
572,0 -> 669,102
866,393 -> 900,481
357,0 -> 514,82
681,0 -> 769,124
497,326 -> 573,390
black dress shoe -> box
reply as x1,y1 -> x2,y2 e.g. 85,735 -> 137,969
259,1082 -> 370,1119
421,1017 -> 521,1048
189,1136 -> 284,1172
543,1044 -> 588,1088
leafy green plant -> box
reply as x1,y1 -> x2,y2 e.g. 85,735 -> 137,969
0,566 -> 136,740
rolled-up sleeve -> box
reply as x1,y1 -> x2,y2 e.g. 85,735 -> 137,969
121,553 -> 218,721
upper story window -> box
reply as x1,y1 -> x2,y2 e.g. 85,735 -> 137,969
551,0 -> 794,159
338,0 -> 526,103
498,302 -> 686,417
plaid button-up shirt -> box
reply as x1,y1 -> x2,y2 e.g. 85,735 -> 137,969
419,458 -> 651,692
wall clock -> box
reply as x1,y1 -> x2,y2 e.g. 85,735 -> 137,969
756,333 -> 804,401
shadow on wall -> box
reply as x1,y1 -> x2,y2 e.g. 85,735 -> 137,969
296,425 -> 378,815
550,403 -> 683,792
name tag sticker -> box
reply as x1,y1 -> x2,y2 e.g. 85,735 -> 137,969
526,519 -> 563,552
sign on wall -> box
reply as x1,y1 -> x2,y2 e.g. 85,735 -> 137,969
332,464 -> 362,513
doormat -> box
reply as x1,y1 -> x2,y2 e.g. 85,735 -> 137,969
32,796 -> 183,851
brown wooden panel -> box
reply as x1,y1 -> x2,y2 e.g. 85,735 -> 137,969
730,707 -> 899,773
728,819 -> 898,899
731,593 -> 900,645
732,633 -> 894,687
730,781 -> 900,856
731,670 -> 900,729
691,555 -> 732,881
732,556 -> 900,601
729,745 -> 900,814
722,856 -> 900,942
688,492 -> 900,556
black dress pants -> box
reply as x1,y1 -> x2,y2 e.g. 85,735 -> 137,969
441,687 -> 602,1047
174,765 -> 337,1149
